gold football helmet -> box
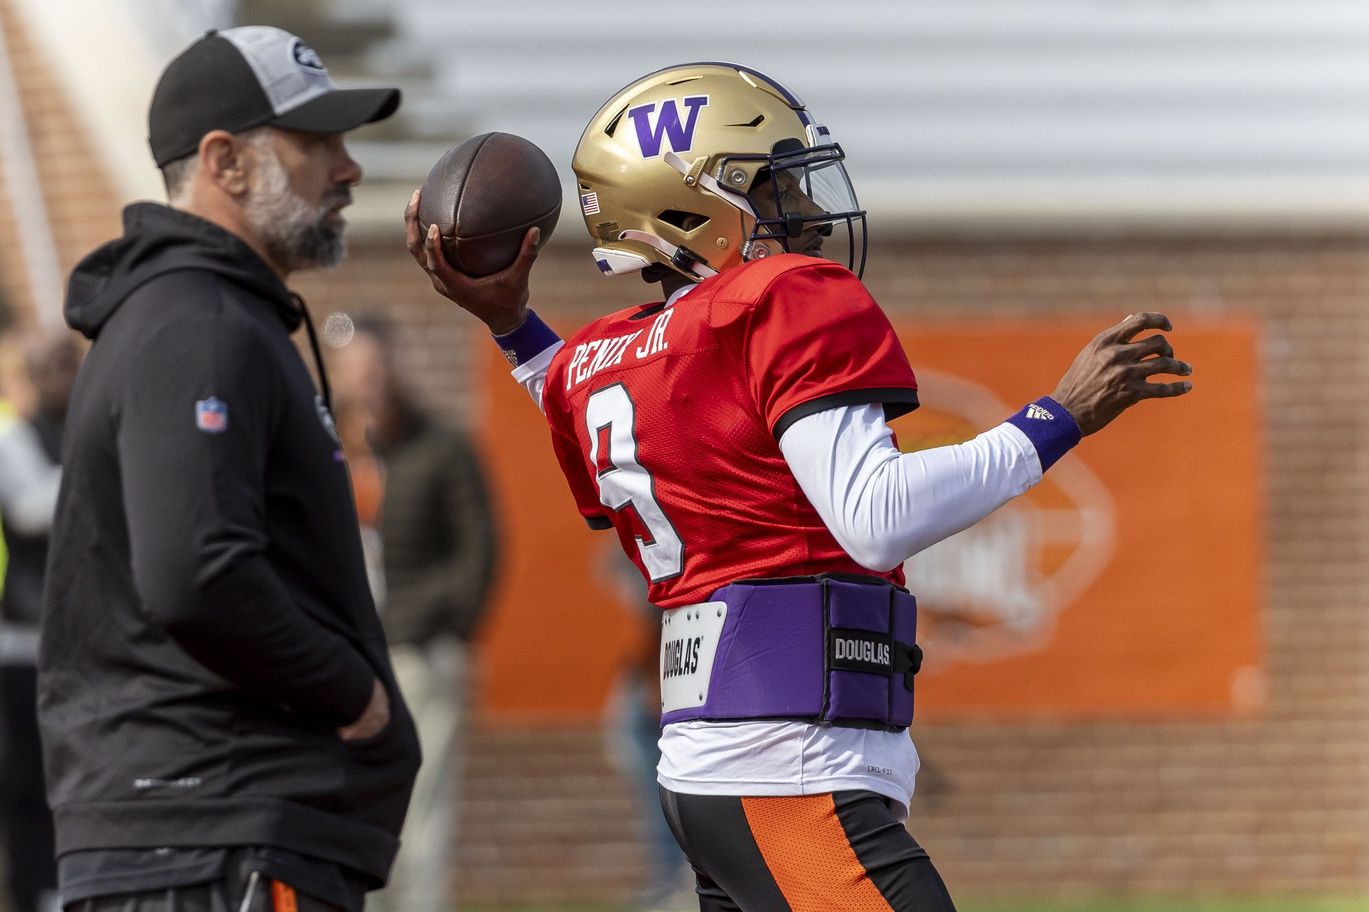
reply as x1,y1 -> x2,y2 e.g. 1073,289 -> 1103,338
572,62 -> 866,282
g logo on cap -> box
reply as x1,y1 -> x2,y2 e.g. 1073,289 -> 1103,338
292,39 -> 325,72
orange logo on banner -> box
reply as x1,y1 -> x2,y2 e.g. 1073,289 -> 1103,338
476,317 -> 1263,722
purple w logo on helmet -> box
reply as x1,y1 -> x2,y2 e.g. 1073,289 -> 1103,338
627,96 -> 709,158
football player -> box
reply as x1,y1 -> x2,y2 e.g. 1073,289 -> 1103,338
406,62 -> 1192,912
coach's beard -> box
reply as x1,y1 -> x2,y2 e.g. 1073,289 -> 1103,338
245,149 -> 349,272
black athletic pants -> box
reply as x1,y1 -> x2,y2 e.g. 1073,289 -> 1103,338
0,664 -> 56,912
660,787 -> 957,912
64,869 -> 342,912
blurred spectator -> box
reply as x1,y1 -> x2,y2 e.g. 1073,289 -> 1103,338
0,330 -> 81,912
332,394 -> 386,609
599,545 -> 693,912
329,317 -> 497,912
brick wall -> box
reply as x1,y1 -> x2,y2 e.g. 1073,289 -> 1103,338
1,0 -> 1365,901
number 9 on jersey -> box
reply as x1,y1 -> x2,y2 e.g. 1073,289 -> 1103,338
586,383 -> 685,582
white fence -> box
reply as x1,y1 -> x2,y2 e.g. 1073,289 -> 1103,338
374,0 -> 1369,228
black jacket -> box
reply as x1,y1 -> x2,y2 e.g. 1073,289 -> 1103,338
39,203 -> 420,886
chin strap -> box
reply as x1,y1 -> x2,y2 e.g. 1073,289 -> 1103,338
619,230 -> 718,279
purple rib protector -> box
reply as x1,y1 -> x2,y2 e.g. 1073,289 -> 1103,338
660,582 -> 825,726
826,579 -> 893,724
660,579 -> 918,728
891,590 -> 918,725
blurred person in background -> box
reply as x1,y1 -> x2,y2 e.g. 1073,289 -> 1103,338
0,330 -> 81,912
599,548 -> 693,912
329,317 -> 498,912
330,390 -> 386,609
40,27 -> 418,912
0,327 -> 29,422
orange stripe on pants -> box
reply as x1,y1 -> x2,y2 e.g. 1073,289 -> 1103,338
270,880 -> 299,912
741,794 -> 894,912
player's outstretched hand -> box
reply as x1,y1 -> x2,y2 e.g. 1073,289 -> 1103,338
1050,312 -> 1193,437
404,188 -> 539,335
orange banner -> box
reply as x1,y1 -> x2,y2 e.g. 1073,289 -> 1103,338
475,337 -> 647,722
475,316 -> 1263,722
890,318 -> 1263,720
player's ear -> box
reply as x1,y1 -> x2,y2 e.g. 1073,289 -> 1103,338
199,130 -> 249,197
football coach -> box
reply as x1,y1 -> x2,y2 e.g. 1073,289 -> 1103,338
39,27 -> 419,912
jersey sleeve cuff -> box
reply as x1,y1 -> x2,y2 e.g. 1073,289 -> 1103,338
493,310 -> 562,368
1004,396 -> 1081,472
772,388 -> 920,441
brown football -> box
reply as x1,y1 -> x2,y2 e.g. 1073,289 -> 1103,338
417,132 -> 562,277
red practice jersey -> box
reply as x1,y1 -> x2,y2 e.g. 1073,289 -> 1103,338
541,254 -> 919,608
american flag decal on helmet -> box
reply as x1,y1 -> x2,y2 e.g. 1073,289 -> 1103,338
581,192 -> 601,216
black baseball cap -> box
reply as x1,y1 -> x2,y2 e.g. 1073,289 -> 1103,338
148,26 -> 401,168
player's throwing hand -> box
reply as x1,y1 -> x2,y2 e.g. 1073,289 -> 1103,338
403,188 -> 540,335
1051,311 -> 1194,436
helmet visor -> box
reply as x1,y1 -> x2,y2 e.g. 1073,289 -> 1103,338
730,138 -> 867,277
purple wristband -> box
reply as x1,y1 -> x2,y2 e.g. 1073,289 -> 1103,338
493,310 -> 561,367
1005,396 -> 1081,472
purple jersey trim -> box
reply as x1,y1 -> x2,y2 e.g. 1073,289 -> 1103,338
1005,396 -> 1082,472
493,310 -> 560,367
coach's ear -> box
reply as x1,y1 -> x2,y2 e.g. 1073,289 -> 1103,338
198,129 -> 250,198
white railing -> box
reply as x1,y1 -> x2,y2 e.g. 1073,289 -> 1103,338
132,0 -> 240,53
386,0 -> 1369,226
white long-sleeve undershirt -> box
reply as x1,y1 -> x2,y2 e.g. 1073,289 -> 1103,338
777,404 -> 1041,571
511,340 -> 562,412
